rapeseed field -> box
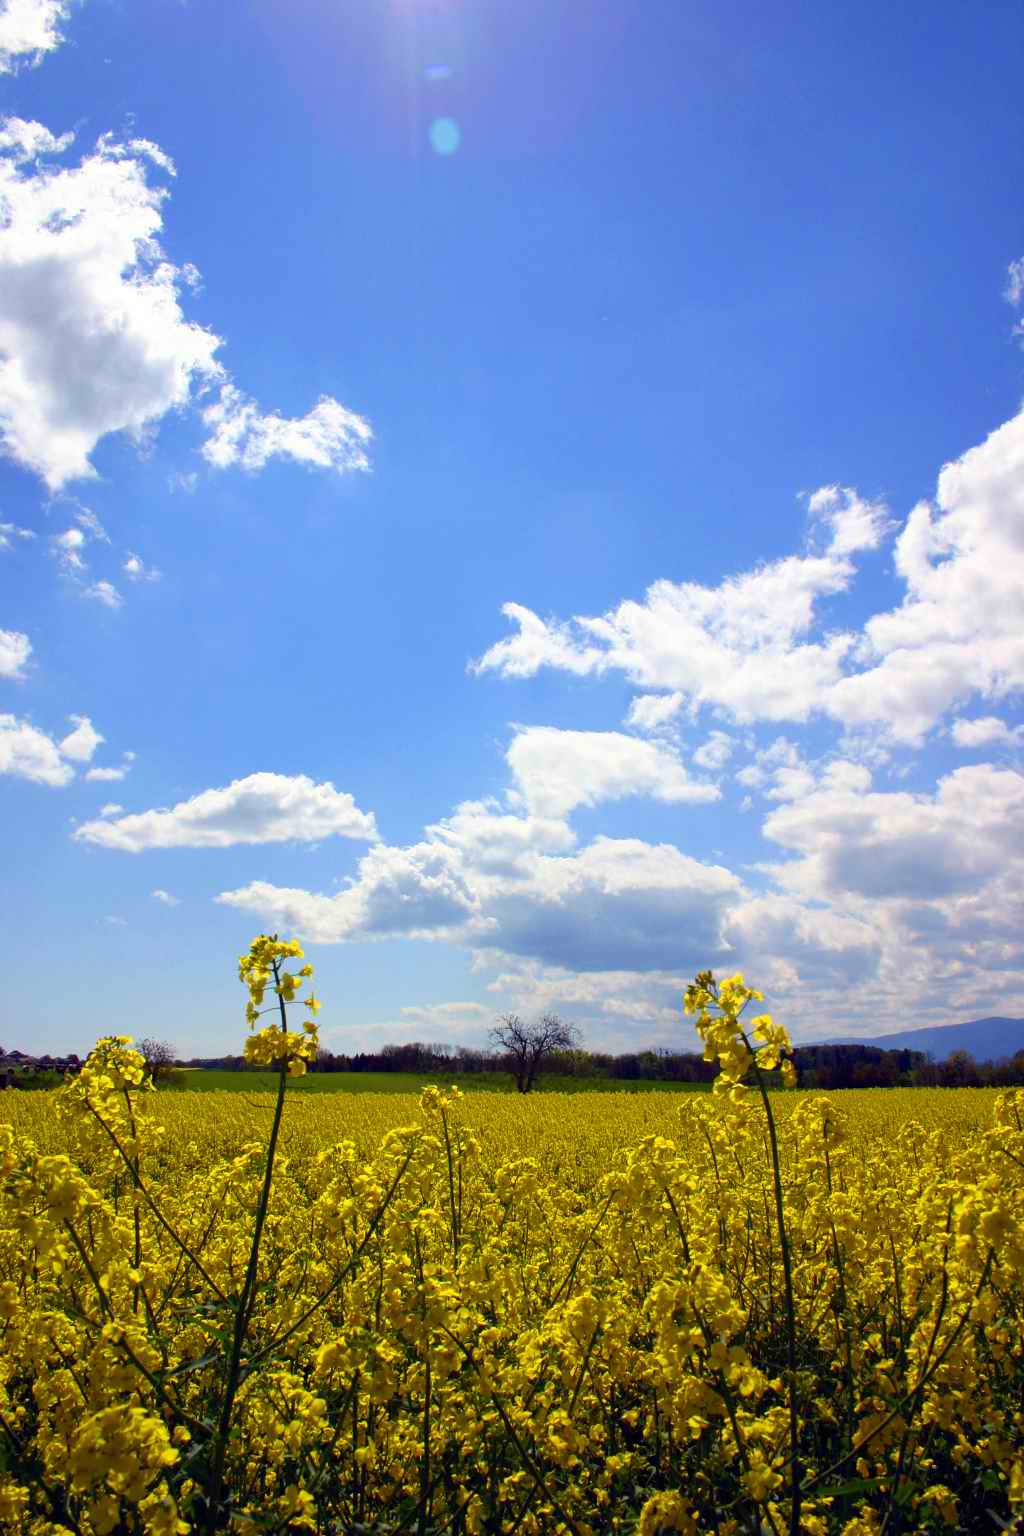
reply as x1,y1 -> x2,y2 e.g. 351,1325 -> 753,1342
0,938 -> 1020,1534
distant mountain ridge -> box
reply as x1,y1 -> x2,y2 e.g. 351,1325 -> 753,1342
824,1017 -> 1024,1063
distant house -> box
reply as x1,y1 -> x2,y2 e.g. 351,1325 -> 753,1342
0,1050 -> 82,1086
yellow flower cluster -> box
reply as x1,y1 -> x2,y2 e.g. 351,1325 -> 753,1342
685,969 -> 798,1096
239,933 -> 319,1076
0,954 -> 1021,1534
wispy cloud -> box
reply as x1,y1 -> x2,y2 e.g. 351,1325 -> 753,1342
0,520 -> 35,550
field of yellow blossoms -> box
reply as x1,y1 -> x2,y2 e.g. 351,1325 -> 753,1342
1,939 -> 1022,1536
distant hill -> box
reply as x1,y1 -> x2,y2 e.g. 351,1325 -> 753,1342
826,1017 -> 1024,1063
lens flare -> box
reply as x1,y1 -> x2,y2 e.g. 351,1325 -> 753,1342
429,117 -> 461,156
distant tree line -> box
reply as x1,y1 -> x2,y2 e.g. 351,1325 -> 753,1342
183,1037 -> 1024,1089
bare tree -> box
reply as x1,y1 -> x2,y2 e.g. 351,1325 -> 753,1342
490,1012 -> 582,1093
137,1037 -> 179,1084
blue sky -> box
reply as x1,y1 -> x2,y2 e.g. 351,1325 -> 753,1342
1,0 -> 1023,1058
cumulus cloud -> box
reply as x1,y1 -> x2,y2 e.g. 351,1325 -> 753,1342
209,741 -> 1024,1043
625,692 -> 685,732
805,484 -> 893,557
122,552 -> 160,582
57,712 -> 102,762
828,412 -> 1024,742
83,579 -> 121,609
74,771 -> 379,851
474,512 -> 885,724
692,730 -> 735,771
0,2 -> 75,74
425,798 -> 576,872
724,893 -> 880,987
217,791 -> 743,975
762,762 -> 1024,904
0,119 -> 373,490
951,716 -> 1021,749
219,841 -> 480,945
505,726 -> 719,818
201,386 -> 372,475
0,123 -> 224,489
477,411 -> 1024,747
0,627 -> 31,678
84,763 -> 129,782
48,509 -> 109,583
0,712 -> 74,785
151,888 -> 179,906
479,836 -> 742,973
733,737 -> 827,802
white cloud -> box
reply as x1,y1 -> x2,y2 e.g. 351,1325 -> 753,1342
320,999 -> 495,1053
1006,257 -> 1024,309
0,118 -> 73,158
49,509 -> 110,584
951,716 -> 1021,749
474,537 -> 877,725
478,836 -> 742,973
122,552 -> 160,582
98,802 -> 123,816
201,386 -> 373,475
625,691 -> 685,732
692,730 -> 735,771
0,520 -> 34,548
84,580 -> 121,609
0,2 -> 74,74
732,736 -> 826,801
805,485 -> 893,558
151,888 -> 179,906
398,1001 -> 490,1029
74,771 -> 379,851
51,526 -> 86,571
0,119 -> 375,488
0,712 -> 73,785
84,763 -> 128,782
426,797 -> 576,872
0,627 -> 31,678
505,726 -> 719,818
725,893 -> 880,987
762,763 -> 1024,904
209,743 -> 1024,1043
57,712 -> 102,762
75,507 -> 108,542
0,123 -> 224,489
470,602 -> 598,681
217,795 -> 744,975
476,410 -> 1024,747
829,411 -> 1024,743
